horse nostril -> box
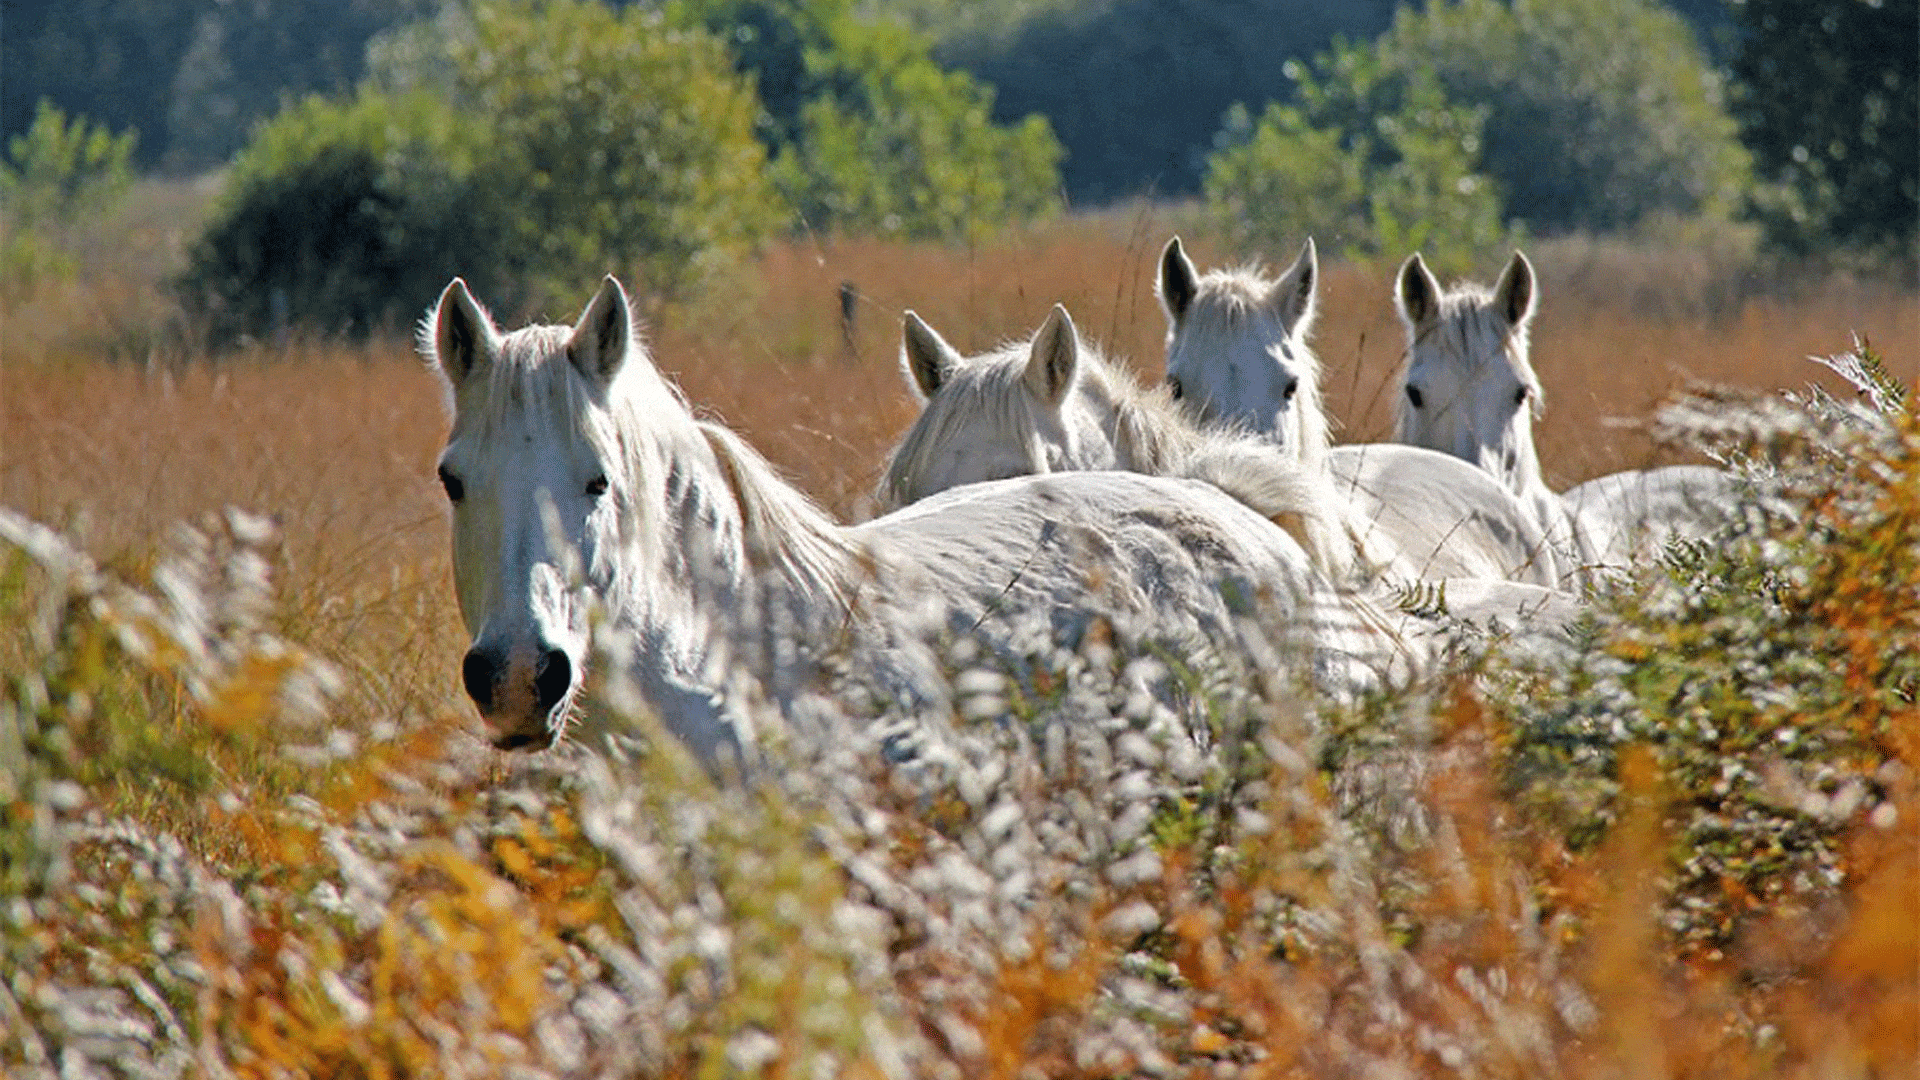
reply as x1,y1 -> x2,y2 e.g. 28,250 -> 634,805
462,649 -> 496,712
533,648 -> 572,715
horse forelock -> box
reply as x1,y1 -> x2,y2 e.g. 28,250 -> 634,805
1404,280 -> 1539,388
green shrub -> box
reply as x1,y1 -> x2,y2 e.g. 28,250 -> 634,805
448,0 -> 783,303
176,90 -> 491,348
0,100 -> 137,295
1202,40 -> 1507,272
179,1 -> 781,347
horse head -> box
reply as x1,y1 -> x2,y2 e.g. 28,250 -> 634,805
425,275 -> 639,749
1393,250 -> 1545,498
1158,236 -> 1328,468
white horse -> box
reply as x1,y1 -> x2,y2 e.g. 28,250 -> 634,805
1155,236 -> 1568,589
879,303 -> 1582,635
425,276 -> 1405,757
1393,250 -> 1735,574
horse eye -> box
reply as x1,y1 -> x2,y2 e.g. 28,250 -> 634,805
1513,385 -> 1530,407
585,474 -> 609,498
1167,376 -> 1184,401
1282,379 -> 1298,403
1405,385 -> 1425,409
437,465 -> 465,503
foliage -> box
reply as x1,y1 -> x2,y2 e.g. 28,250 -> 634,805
1493,341 -> 1917,950
178,1 -> 780,345
174,89 -> 495,348
1378,0 -> 1754,234
669,0 -> 1062,240
1729,0 -> 1920,259
1202,39 -> 1508,273
939,0 -> 1399,203
0,101 -> 137,295
447,0 -> 784,303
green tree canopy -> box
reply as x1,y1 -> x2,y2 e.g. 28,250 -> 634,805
668,0 -> 1062,239
1729,0 -> 1918,257
1379,0 -> 1753,233
1202,39 -> 1508,273
179,1 -> 781,346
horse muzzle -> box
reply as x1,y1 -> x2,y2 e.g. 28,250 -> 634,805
462,642 -> 576,750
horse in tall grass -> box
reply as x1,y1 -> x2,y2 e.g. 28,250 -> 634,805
425,276 -> 1406,756
1155,237 -> 1567,588
878,303 -> 1581,634
1393,250 -> 1735,573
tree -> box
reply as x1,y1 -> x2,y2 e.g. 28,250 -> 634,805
1,101 -> 139,293
1379,0 -> 1753,233
1729,0 -> 1918,256
939,0 -> 1400,203
668,0 -> 1062,238
1202,40 -> 1508,272
179,1 -> 783,346
447,1 -> 782,300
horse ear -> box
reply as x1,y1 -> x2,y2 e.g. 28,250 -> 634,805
1493,250 -> 1537,327
568,275 -> 634,386
1396,253 -> 1442,329
1024,304 -> 1080,410
1158,236 -> 1199,322
1268,236 -> 1318,333
901,311 -> 961,400
429,278 -> 499,385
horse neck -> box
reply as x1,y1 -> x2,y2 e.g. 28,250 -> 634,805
1095,366 -> 1207,474
692,422 -> 860,614
1293,360 -> 1331,474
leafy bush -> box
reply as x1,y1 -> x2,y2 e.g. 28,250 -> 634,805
176,90 -> 492,348
447,0 -> 783,302
179,1 -> 780,346
1202,39 -> 1508,272
0,100 -> 136,296
1378,0 -> 1752,234
671,0 -> 1062,240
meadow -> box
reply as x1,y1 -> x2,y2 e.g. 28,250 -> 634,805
3,186 -> 1916,1077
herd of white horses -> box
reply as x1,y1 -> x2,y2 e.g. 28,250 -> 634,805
425,239 -> 1735,758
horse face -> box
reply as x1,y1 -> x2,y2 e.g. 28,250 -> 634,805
1394,251 -> 1543,494
883,306 -> 1116,510
1160,237 -> 1321,464
429,277 -> 633,750
1166,324 -> 1311,454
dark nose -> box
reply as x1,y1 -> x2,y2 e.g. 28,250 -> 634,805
462,648 -> 497,712
533,648 -> 572,716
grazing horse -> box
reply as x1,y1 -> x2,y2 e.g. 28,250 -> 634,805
1393,250 -> 1734,573
425,276 -> 1405,757
1156,237 -> 1567,588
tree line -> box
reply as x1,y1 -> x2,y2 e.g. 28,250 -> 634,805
3,0 -> 1912,345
